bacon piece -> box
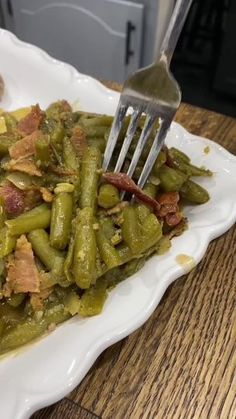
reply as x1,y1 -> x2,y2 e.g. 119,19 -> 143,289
30,287 -> 52,311
9,130 -> 41,160
5,235 -> 40,295
103,172 -> 160,212
70,126 -> 87,158
158,204 -> 178,218
0,181 -> 25,216
165,212 -> 183,226
157,192 -> 179,206
6,159 -> 42,177
40,187 -> 53,203
17,104 -> 44,136
157,192 -> 182,226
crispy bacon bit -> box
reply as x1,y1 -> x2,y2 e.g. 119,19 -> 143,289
157,192 -> 182,226
0,181 -> 25,216
6,159 -> 42,177
103,172 -> 160,212
157,191 -> 179,206
158,204 -> 179,218
40,187 -> 53,203
9,130 -> 41,160
17,104 -> 44,136
30,287 -> 52,311
5,235 -> 40,295
70,126 -> 87,158
165,212 -> 183,226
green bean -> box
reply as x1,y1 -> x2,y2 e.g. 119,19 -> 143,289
79,146 -> 102,211
121,206 -> 141,255
117,243 -> 132,263
72,207 -> 97,289
158,165 -> 187,192
64,238 -> 75,285
46,101 -> 69,119
64,291 -> 80,315
96,225 -> 121,269
99,217 -> 116,240
140,214 -> 162,253
78,281 -> 107,317
0,135 -> 16,155
3,113 -> 17,132
152,150 -> 167,173
7,294 -> 25,308
28,229 -> 65,281
6,204 -> 51,235
169,147 -> 190,163
50,192 -> 73,249
50,121 -> 65,151
0,227 -> 16,257
84,126 -> 108,138
180,179 -> 210,204
87,137 -> 106,152
63,137 -> 79,171
54,183 -> 75,194
98,184 -> 120,209
155,236 -> 171,255
35,134 -> 51,166
168,149 -> 212,177
44,303 -> 70,325
79,115 -> 113,127
136,184 -> 157,223
0,319 -> 47,353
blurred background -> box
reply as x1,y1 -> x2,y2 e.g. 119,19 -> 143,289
0,0 -> 235,117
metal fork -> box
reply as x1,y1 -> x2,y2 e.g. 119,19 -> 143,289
103,0 -> 193,189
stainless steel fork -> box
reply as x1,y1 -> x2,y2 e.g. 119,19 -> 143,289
103,0 -> 193,189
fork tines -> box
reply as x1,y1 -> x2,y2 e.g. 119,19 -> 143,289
103,97 -> 171,189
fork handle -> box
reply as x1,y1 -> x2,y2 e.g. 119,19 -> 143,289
158,0 -> 193,66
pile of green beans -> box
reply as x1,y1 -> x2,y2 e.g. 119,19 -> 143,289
0,101 -> 212,354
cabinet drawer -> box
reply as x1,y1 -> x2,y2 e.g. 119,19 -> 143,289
3,0 -> 144,82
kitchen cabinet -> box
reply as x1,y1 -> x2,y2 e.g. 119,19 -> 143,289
1,0 -> 143,82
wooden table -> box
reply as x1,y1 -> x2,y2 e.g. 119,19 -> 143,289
32,94 -> 236,419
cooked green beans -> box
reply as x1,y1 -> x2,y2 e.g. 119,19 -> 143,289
98,184 -> 120,209
121,207 -> 141,255
180,179 -> 210,204
72,207 -> 97,289
28,229 -> 65,281
79,146 -> 102,211
158,165 -> 187,192
50,192 -> 73,249
0,103 -> 213,354
0,227 -> 16,257
62,137 -> 79,171
0,135 -> 16,155
96,224 -> 121,269
35,134 -> 50,166
6,204 -> 51,235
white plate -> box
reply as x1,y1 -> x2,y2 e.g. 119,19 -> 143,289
0,29 -> 236,419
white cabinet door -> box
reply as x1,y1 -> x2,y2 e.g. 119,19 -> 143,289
3,0 -> 144,82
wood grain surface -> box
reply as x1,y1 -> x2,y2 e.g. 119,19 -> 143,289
32,87 -> 236,419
